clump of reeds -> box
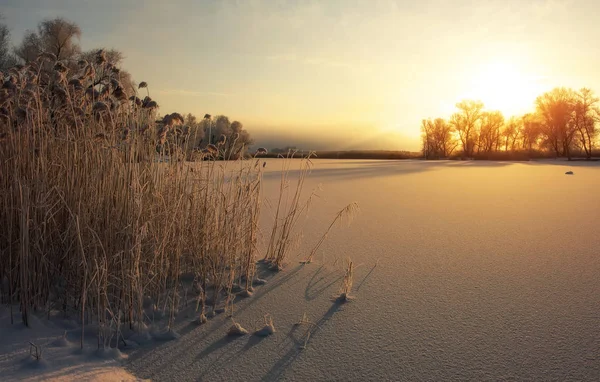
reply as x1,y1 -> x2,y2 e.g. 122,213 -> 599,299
0,54 -> 279,352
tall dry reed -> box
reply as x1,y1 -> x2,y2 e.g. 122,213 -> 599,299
0,53 -> 269,348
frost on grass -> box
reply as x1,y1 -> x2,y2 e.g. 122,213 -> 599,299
238,288 -> 254,298
194,313 -> 208,325
254,314 -> 276,337
128,322 -> 153,345
227,321 -> 249,336
336,259 -> 355,303
302,202 -> 359,264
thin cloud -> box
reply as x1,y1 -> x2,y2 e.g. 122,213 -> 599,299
266,53 -> 298,61
156,89 -> 231,97
267,53 -> 355,70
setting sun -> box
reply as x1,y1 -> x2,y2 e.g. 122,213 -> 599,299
2,1 -> 600,381
465,60 -> 545,117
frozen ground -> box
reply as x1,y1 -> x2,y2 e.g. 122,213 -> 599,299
0,306 -> 142,381
2,159 -> 600,381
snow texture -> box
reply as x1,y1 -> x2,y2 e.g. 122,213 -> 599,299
2,159 -> 600,381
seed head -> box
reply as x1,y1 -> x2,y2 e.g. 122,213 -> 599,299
95,49 -> 107,65
38,52 -> 57,62
92,101 -> 109,114
54,62 -> 68,73
206,144 -> 218,154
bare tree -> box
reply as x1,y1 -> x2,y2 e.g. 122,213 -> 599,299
477,110 -> 504,154
38,17 -> 81,60
183,113 -> 205,154
14,17 -> 81,63
535,88 -> 577,158
450,100 -> 484,158
13,30 -> 42,63
227,120 -> 253,159
572,88 -> 598,159
520,113 -> 542,152
0,13 -> 18,70
421,118 -> 457,159
502,117 -> 520,151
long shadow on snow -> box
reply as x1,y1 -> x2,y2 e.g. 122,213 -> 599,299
260,301 -> 344,381
195,331 -> 270,380
124,264 -> 306,380
304,265 -> 343,301
261,159 -> 518,182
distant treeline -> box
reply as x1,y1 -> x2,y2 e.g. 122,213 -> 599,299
422,88 -> 599,160
257,149 -> 421,160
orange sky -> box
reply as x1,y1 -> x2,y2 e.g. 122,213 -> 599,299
4,0 -> 600,150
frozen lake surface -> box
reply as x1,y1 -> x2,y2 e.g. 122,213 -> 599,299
127,159 -> 600,381
3,159 -> 599,381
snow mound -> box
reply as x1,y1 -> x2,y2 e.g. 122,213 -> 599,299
152,328 -> 180,341
50,334 -> 71,348
227,322 -> 249,336
93,347 -> 125,360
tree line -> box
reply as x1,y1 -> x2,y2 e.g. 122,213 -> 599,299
179,113 -> 253,160
0,14 -> 253,159
422,88 -> 599,160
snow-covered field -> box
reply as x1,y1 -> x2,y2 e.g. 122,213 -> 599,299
2,159 -> 600,381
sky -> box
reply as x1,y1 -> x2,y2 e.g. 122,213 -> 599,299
2,0 -> 600,151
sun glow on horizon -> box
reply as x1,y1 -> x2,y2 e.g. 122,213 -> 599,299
463,59 -> 547,117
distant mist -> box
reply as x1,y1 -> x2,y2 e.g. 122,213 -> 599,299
247,124 -> 421,152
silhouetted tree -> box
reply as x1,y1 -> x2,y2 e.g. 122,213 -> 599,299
14,17 -> 81,62
535,88 -> 577,158
572,88 -> 598,159
520,113 -> 542,152
450,100 -> 484,157
13,30 -> 42,63
421,118 -> 457,158
477,110 -> 504,154
502,117 -> 521,151
0,13 -> 17,70
183,113 -> 205,154
208,116 -> 253,159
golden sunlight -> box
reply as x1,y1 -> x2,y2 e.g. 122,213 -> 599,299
466,60 -> 544,117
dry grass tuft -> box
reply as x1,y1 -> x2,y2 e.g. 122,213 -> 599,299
337,259 -> 355,302
0,55 -> 284,350
227,319 -> 249,336
294,312 -> 319,349
263,150 -> 316,270
254,314 -> 276,337
302,202 -> 359,264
